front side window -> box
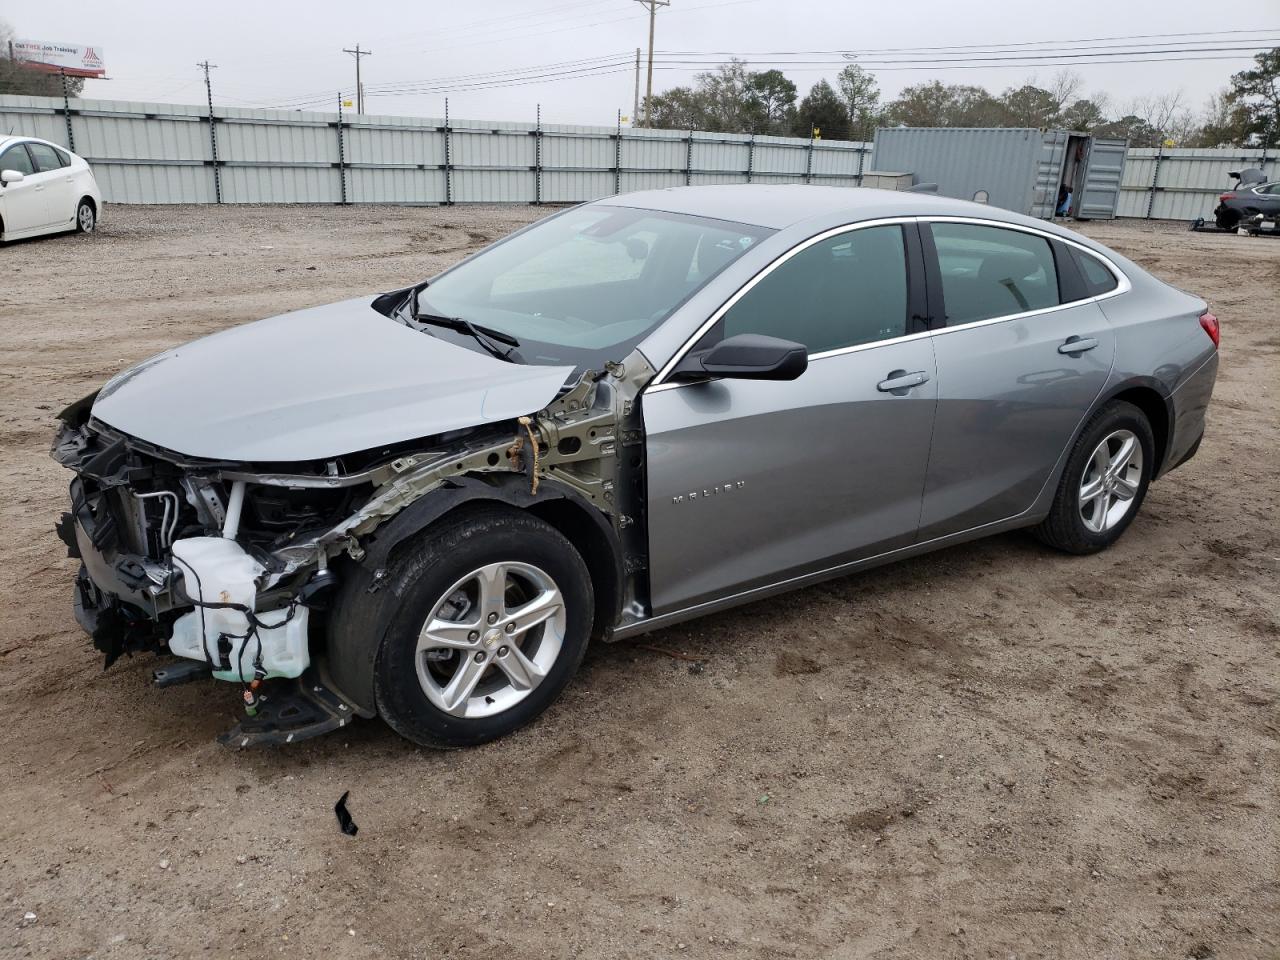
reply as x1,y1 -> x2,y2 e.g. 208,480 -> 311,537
416,205 -> 770,369
26,143 -> 65,173
931,222 -> 1061,324
704,224 -> 909,355
0,145 -> 35,176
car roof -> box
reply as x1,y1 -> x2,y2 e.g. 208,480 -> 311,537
595,183 -> 1041,231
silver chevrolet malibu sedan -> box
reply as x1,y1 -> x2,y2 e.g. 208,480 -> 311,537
52,186 -> 1219,748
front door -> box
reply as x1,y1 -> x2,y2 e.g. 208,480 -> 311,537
643,221 -> 938,615
918,220 -> 1116,541
0,144 -> 46,233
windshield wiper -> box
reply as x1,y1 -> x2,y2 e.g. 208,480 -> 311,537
412,309 -> 522,363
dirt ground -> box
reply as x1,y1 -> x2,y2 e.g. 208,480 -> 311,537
0,204 -> 1276,960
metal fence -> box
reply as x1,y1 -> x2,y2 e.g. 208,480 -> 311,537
0,94 -> 871,206
3,94 -> 1276,219
1118,146 -> 1279,221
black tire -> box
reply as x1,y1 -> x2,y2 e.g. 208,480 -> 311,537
75,198 -> 96,233
1033,400 -> 1155,555
1215,209 -> 1239,231
370,506 -> 593,748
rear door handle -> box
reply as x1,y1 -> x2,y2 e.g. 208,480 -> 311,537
877,370 -> 930,393
1058,336 -> 1099,355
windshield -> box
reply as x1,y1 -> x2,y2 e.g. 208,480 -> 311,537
414,205 -> 771,369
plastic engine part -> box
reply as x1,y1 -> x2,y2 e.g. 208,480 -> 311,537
169,536 -> 310,681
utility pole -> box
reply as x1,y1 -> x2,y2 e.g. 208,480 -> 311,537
633,0 -> 669,127
632,47 -> 641,125
343,44 -> 373,114
197,60 -> 221,203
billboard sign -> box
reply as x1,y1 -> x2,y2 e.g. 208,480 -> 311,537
10,40 -> 106,78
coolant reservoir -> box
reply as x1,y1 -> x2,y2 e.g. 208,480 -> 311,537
169,537 -> 310,681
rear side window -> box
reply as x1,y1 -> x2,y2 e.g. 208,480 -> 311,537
930,222 -> 1061,324
0,144 -> 35,176
714,224 -> 909,354
1071,248 -> 1120,297
26,142 -> 66,173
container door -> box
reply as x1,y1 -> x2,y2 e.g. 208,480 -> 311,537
1075,137 -> 1127,220
1030,130 -> 1069,219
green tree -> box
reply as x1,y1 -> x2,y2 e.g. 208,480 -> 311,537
882,81 -> 957,127
835,64 -> 880,140
998,84 -> 1061,127
647,85 -> 709,130
790,79 -> 850,140
1093,114 -> 1162,147
1059,98 -> 1108,132
1193,90 -> 1254,147
746,69 -> 797,135
1224,48 -> 1280,145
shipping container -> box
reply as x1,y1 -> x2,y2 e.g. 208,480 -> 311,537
870,127 -> 1128,220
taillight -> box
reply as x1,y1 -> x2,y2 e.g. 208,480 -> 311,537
1199,311 -> 1220,348
1219,193 -> 1235,202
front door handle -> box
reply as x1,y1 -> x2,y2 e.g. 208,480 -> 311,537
1058,336 -> 1099,355
877,369 -> 930,393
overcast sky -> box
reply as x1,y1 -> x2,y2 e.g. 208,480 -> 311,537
10,1 -> 1278,125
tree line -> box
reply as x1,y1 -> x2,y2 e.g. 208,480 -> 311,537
646,50 -> 1280,148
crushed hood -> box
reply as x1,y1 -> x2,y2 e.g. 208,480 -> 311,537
91,297 -> 575,462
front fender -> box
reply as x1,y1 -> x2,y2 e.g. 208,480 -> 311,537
324,474 -> 623,716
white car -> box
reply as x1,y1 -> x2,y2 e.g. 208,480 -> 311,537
0,135 -> 103,242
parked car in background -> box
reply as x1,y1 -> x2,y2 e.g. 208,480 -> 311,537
0,136 -> 102,242
1214,171 -> 1280,231
50,185 -> 1219,750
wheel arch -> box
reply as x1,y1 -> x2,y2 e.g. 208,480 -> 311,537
1103,379 -> 1172,475
324,474 -> 623,715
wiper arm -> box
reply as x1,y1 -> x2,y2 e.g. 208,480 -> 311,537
415,312 -> 522,362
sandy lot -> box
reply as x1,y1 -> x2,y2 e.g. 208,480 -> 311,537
0,205 -> 1276,960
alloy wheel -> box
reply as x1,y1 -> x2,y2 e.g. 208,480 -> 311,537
78,203 -> 95,232
1078,429 -> 1143,534
415,561 -> 566,718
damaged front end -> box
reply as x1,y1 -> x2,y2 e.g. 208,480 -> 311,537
51,356 -> 652,747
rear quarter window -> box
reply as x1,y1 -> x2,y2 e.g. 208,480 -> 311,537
1070,248 -> 1120,297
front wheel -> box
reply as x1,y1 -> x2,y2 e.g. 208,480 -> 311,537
372,507 -> 593,748
1034,400 -> 1155,555
75,199 -> 96,233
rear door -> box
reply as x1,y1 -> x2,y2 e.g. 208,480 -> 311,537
0,144 -> 45,234
25,142 -> 74,229
643,221 -> 938,614
917,218 -> 1116,541
1075,137 -> 1127,220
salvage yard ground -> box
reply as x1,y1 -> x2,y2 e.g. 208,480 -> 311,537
1,205 -> 1277,960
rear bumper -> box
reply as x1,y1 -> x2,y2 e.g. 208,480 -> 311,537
1160,350 -> 1218,477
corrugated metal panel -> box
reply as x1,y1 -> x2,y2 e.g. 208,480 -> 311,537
1076,137 -> 1126,219
453,169 -> 532,203
1030,129 -> 1068,218
619,171 -> 684,192
543,132 -> 613,171
543,170 -> 614,202
452,127 -> 533,168
873,127 -> 1049,215
3,94 -> 1267,217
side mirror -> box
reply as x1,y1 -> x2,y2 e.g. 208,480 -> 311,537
674,333 -> 808,382
0,169 -> 24,186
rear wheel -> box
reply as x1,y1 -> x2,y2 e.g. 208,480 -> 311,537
1215,208 -> 1239,231
372,507 -> 593,748
75,198 -> 96,233
1034,400 -> 1155,555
